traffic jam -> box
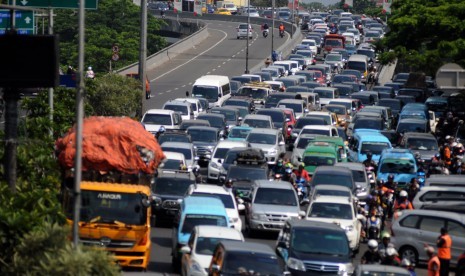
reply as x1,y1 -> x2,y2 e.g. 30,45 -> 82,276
139,8 -> 465,276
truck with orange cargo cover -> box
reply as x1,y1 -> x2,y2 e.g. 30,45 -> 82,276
323,34 -> 346,57
56,116 -> 165,270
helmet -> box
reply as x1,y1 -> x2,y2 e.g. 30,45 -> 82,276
386,247 -> 397,257
452,142 -> 458,147
435,153 -> 440,158
88,66 -> 92,70
401,258 -> 411,267
388,174 -> 395,180
285,167 -> 293,174
158,126 -> 166,133
381,231 -> 391,239
457,143 -> 463,148
277,160 -> 283,167
414,152 -> 421,159
366,152 -> 373,158
399,190 -> 408,197
367,239 -> 378,249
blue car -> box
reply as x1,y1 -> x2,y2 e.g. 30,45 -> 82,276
377,148 -> 418,189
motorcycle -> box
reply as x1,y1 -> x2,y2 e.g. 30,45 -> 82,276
366,215 -> 382,240
262,29 -> 269,38
279,30 -> 284,38
295,177 -> 309,204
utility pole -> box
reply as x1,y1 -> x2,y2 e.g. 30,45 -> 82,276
271,0 -> 275,56
48,8 -> 54,137
245,0 -> 250,74
139,0 -> 148,117
73,0 -> 86,249
291,0 -> 294,39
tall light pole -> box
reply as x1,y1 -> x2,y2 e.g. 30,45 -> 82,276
139,0 -> 147,116
245,0 -> 250,73
271,0 -> 275,57
291,0 -> 294,39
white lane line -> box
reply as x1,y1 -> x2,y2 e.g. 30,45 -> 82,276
227,59 -> 231,61
167,90 -> 172,93
151,28 -> 229,81
222,62 -> 226,64
232,55 -> 236,58
207,72 -> 211,74
188,82 -> 192,85
182,85 -> 186,87
217,65 -> 221,68
174,87 -> 179,90
159,92 -> 164,95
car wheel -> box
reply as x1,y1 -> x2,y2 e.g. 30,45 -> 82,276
237,36 -> 240,39
399,245 -> 419,264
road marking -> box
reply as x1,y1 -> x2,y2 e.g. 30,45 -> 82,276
212,68 -> 216,71
227,59 -> 231,61
167,90 -> 172,93
207,72 -> 211,74
217,65 -> 221,68
182,85 -> 186,87
232,55 -> 235,58
174,87 -> 178,90
159,92 -> 164,95
223,62 -> 226,64
188,82 -> 192,85
151,28 -> 229,81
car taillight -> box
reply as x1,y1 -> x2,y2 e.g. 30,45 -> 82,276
138,233 -> 149,246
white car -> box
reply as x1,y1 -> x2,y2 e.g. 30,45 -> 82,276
304,195 -> 363,252
180,226 -> 244,276
185,184 -> 245,231
163,100 -> 194,121
236,23 -> 253,39
207,140 -> 250,183
245,128 -> 286,165
159,151 -> 188,172
140,109 -> 182,135
301,39 -> 318,56
299,125 -> 339,138
175,98 -> 205,119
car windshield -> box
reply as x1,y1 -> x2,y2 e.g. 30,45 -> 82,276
281,103 -> 302,113
192,193 -> 235,209
188,129 -> 217,142
347,61 -> 366,72
303,155 -> 336,166
192,86 -> 219,102
237,87 -> 268,99
78,191 -> 146,225
301,128 -> 329,136
406,138 -> 438,150
266,95 -> 292,105
198,116 -> 224,128
308,203 -> 353,219
228,166 -> 267,181
297,137 -> 314,149
229,128 -> 252,139
161,159 -> 184,170
158,134 -> 190,144
313,174 -> 353,189
195,237 -> 239,256
254,188 -> 297,206
397,122 -> 426,133
223,252 -> 281,275
243,119 -> 271,128
257,111 -> 284,123
360,142 -> 390,155
325,39 -> 343,47
152,178 -> 193,196
325,106 -> 345,115
142,114 -> 172,125
380,158 -> 416,174
291,228 -> 350,255
351,170 -> 366,183
354,119 -> 383,130
295,118 -> 325,128
161,147 -> 192,160
379,100 -> 401,110
225,100 -> 248,108
164,104 -> 188,115
329,101 -> 351,110
181,215 -> 227,234
326,54 -> 342,61
315,189 -> 351,198
211,109 -> 236,121
314,89 -> 334,99
246,133 -> 276,145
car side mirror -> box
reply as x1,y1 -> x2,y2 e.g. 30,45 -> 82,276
218,159 -> 222,164
211,264 -> 221,273
299,210 -> 306,217
238,117 -> 243,121
238,204 -> 245,211
279,141 -> 285,146
357,214 -> 365,221
286,118 -> 290,122
180,246 -> 191,254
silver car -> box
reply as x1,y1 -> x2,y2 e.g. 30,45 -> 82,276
245,128 -> 286,165
335,162 -> 370,201
391,209 -> 465,265
412,186 -> 465,211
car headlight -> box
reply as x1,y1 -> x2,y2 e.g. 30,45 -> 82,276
191,261 -> 204,273
210,162 -> 219,169
207,145 -> 214,150
345,225 -> 354,232
268,148 -> 277,155
287,257 -> 306,271
252,213 -> 266,220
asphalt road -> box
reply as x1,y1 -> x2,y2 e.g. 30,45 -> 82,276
144,19 -> 290,111
124,20 -> 429,276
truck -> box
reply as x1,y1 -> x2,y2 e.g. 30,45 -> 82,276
323,34 -> 345,57
216,1 -> 238,14
56,116 -> 166,271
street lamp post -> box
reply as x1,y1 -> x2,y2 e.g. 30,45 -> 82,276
245,0 -> 250,73
291,0 -> 294,39
271,0 -> 275,57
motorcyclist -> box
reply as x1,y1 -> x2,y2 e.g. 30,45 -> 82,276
361,239 -> 382,264
378,231 -> 392,261
401,258 -> 417,276
383,174 -> 397,191
272,50 -> 278,62
406,178 -> 420,202
362,152 -> 378,172
278,23 -> 285,37
261,23 -> 269,31
294,163 -> 311,183
272,159 -> 286,178
223,179 -> 233,193
282,163 -> 296,184
381,247 -> 401,266
155,125 -> 166,139
393,190 -> 414,216
192,165 -> 202,183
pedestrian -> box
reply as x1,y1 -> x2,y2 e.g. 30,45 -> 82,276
437,227 -> 452,276
264,57 -> 272,67
271,51 -> 278,62
85,66 -> 95,79
66,65 -> 75,75
426,245 -> 441,276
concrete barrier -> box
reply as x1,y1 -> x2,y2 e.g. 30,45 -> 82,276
118,18 -> 208,75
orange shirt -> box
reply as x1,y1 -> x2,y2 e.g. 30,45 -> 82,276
427,255 -> 440,276
438,234 -> 452,260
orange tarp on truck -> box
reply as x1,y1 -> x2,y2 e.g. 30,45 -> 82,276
56,116 -> 165,174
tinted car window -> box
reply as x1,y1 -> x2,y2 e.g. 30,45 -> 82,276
447,221 -> 465,238
400,215 -> 419,228
254,188 -> 297,206
419,217 -> 445,232
421,191 -> 465,201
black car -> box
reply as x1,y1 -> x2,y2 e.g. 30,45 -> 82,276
151,176 -> 194,226
222,97 -> 255,114
210,107 -> 242,129
276,219 -> 353,275
157,131 -> 192,144
179,119 -> 210,131
265,93 -> 297,108
256,108 -> 288,139
197,113 -> 228,136
186,126 -> 220,167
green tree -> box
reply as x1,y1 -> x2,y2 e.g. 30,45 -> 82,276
379,0 -> 465,75
56,0 -> 167,73
251,0 -> 288,8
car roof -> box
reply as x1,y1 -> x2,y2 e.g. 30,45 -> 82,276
163,151 -> 185,160
287,217 -> 346,231
302,125 -> 333,130
161,141 -> 193,149
254,180 -> 294,190
182,196 -> 226,214
145,109 -> 175,115
164,100 -> 191,106
311,195 -> 352,205
248,128 -> 279,135
219,240 -> 275,255
398,209 -> 465,223
195,225 -> 244,240
244,114 -> 271,120
313,184 -> 352,193
402,132 -> 436,139
398,118 -> 428,123
356,265 -> 410,275
335,162 -> 365,171
190,184 -> 231,195
277,99 -> 304,104
314,165 -> 351,175
198,113 -> 225,119
216,140 -> 249,148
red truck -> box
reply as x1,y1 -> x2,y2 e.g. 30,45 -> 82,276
323,34 -> 346,57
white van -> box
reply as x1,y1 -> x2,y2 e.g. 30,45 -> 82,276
347,54 -> 369,83
192,75 -> 231,108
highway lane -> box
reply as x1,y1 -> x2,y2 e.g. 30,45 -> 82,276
144,20 -> 290,111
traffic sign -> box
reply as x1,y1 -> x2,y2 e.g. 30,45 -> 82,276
0,10 -> 34,35
112,53 -> 119,62
9,0 -> 98,10
112,45 -> 119,53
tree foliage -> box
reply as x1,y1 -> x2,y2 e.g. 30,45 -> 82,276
56,0 -> 167,73
251,0 -> 288,8
379,0 -> 465,75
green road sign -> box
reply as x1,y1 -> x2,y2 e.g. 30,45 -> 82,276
0,10 -> 34,35
10,0 -> 98,10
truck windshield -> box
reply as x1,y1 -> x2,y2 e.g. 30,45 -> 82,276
192,86 -> 219,102
237,87 -> 268,99
188,129 -> 218,142
78,191 -> 146,226
303,155 -> 335,166
325,39 -> 343,47
181,215 -> 227,234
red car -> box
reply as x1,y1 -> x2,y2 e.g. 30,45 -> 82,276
307,70 -> 325,85
280,108 -> 296,142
